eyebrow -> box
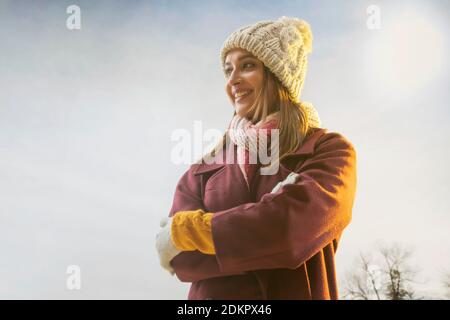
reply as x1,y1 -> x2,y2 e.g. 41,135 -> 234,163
224,54 -> 257,66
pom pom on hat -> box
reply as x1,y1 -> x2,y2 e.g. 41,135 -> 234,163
279,16 -> 313,54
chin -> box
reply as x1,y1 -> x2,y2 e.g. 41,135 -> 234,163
235,104 -> 251,118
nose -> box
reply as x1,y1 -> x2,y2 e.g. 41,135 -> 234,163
227,69 -> 242,87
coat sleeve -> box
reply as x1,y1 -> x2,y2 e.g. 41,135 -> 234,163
167,167 -> 247,282
211,132 -> 357,273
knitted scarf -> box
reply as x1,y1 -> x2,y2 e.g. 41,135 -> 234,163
227,112 -> 280,189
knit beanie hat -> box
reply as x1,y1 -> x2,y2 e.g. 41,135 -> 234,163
220,16 -> 321,128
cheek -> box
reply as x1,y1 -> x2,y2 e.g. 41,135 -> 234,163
248,70 -> 264,90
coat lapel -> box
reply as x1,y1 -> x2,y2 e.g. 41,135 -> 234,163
193,128 -> 328,175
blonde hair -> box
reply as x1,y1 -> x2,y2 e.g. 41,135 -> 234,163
199,66 -> 312,165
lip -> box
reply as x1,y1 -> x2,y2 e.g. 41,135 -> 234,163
235,90 -> 252,102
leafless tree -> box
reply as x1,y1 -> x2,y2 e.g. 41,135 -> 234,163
343,252 -> 381,300
343,243 -> 418,300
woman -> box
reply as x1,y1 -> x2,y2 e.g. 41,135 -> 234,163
156,16 -> 357,300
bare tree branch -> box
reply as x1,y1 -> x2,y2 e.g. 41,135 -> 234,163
342,243 -> 419,300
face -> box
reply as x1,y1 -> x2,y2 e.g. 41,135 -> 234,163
224,48 -> 265,119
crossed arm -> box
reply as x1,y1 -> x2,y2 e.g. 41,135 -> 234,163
159,132 -> 356,283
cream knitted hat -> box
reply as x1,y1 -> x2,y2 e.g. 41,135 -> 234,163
220,16 -> 321,128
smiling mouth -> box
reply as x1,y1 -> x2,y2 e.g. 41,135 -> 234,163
235,91 -> 252,102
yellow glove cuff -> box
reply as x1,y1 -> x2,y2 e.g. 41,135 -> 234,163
171,209 -> 215,255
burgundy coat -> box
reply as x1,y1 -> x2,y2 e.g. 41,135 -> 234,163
169,127 -> 357,300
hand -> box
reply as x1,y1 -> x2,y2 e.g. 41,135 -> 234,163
271,172 -> 300,193
155,216 -> 182,275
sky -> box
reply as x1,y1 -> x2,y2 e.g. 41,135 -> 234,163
0,0 -> 449,299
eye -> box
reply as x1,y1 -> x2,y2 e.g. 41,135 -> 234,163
224,62 -> 255,77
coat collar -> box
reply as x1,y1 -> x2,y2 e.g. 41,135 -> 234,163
289,127 -> 327,157
193,127 -> 327,176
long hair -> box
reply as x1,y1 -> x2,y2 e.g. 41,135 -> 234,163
198,65 -> 312,165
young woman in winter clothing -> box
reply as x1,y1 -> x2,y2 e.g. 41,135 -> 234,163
156,16 -> 357,300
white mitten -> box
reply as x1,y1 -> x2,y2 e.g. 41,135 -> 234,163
155,216 -> 182,275
271,172 -> 300,193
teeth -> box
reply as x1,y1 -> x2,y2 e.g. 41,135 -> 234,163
235,91 -> 250,98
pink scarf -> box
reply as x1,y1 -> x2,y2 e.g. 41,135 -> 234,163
227,112 -> 279,189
